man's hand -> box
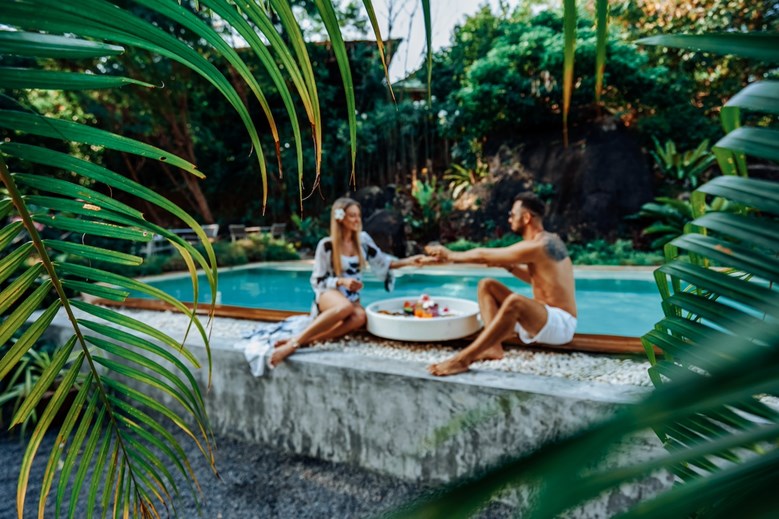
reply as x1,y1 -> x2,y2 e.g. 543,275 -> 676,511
424,244 -> 451,262
338,278 -> 363,291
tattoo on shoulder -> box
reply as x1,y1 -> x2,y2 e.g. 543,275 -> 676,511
544,235 -> 569,261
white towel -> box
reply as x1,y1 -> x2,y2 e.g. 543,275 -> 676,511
234,315 -> 313,377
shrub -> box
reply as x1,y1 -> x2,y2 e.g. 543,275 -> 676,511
568,239 -> 664,265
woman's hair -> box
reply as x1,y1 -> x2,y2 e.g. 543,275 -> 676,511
330,197 -> 365,276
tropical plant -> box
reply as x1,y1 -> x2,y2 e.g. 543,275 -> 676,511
388,30 -> 779,519
632,196 -> 694,249
650,137 -> 716,190
0,0 -> 413,516
443,163 -> 488,199
0,344 -> 80,436
290,213 -> 327,251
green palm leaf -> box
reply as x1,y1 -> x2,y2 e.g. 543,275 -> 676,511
0,67 -> 154,90
562,0 -> 577,147
267,0 -> 324,181
0,31 -> 124,58
314,0 -> 358,185
637,33 -> 779,63
720,80 -> 779,132
594,0 -> 609,106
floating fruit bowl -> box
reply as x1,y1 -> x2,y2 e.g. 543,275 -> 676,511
366,297 -> 482,342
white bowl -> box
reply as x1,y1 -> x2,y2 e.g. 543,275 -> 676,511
365,297 -> 482,342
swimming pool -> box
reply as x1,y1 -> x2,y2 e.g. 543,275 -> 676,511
133,264 -> 663,337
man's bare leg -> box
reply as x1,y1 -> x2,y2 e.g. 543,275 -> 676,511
428,294 -> 548,376
475,279 -> 515,360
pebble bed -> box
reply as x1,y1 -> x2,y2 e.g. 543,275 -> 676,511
108,309 -> 654,387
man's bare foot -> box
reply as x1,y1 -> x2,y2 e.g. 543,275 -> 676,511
270,341 -> 298,367
428,356 -> 470,377
474,344 -> 504,361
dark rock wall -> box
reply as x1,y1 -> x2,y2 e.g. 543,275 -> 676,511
350,124 -> 653,249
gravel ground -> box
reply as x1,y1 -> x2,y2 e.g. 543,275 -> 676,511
118,309 -> 654,387
0,430 -> 515,519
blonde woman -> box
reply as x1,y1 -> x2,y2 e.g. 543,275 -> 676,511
272,197 -> 425,366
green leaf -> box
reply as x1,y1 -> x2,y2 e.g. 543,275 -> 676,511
0,67 -> 154,90
200,0 -> 305,197
44,380 -> 95,519
695,175 -> 779,215
13,173 -> 145,219
134,0 -> 281,182
422,0 -> 432,100
101,378 -> 209,462
314,0 -> 357,185
361,0 -> 395,101
594,0 -> 609,105
86,426 -> 112,519
68,300 -> 201,365
693,212 -> 779,252
0,242 -> 33,285
0,31 -> 124,58
266,0 -> 323,179
0,198 -> 12,219
11,337 -> 76,427
0,263 -> 43,315
55,262 -> 209,359
713,127 -> 779,172
87,337 -> 204,420
0,282 -> 54,356
562,0 -> 577,148
0,220 -> 24,252
670,233 -> 779,284
61,279 -> 130,302
3,143 -> 217,286
637,33 -> 779,63
721,80 -> 779,132
17,356 -> 84,519
32,213 -> 151,242
46,240 -> 142,266
0,301 -> 61,382
63,404 -> 106,519
0,110 -> 200,177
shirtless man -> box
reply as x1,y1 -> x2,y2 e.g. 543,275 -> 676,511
426,192 -> 577,376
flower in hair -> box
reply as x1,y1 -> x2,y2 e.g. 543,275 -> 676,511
334,208 -> 346,221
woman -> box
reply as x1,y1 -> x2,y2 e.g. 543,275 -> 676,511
272,197 -> 424,366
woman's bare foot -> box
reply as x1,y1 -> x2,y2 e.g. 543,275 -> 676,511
427,356 -> 470,377
270,340 -> 299,367
274,337 -> 296,349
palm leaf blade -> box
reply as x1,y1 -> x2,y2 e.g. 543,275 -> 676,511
0,67 -> 153,90
0,31 -> 124,58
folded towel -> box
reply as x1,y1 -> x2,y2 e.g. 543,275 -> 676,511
234,315 -> 313,377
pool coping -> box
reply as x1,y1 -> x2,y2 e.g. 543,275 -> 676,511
136,260 -> 659,283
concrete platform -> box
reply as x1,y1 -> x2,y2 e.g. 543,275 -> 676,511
45,315 -> 671,515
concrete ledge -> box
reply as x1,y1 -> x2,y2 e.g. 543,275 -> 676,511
45,316 -> 671,514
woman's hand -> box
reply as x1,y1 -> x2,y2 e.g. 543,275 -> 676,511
337,278 -> 363,292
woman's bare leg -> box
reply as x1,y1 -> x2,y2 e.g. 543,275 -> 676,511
272,291 -> 361,367
300,306 -> 366,344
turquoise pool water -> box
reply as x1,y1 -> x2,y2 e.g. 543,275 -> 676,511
134,265 -> 664,337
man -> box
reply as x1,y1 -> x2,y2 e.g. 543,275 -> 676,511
425,192 -> 577,376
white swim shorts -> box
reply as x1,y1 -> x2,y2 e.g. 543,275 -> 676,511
515,305 -> 577,345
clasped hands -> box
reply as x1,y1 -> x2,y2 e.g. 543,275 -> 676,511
402,244 -> 451,267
